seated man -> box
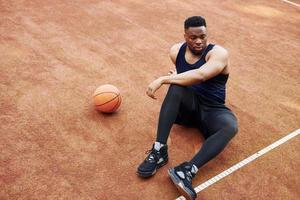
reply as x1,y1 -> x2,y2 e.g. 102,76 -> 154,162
137,16 -> 238,200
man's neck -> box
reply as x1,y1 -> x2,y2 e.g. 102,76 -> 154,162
186,44 -> 208,59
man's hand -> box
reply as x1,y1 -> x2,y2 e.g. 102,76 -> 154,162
146,77 -> 165,99
168,69 -> 177,76
146,69 -> 177,99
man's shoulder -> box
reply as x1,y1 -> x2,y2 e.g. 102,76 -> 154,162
208,44 -> 229,60
211,44 -> 228,55
171,42 -> 184,49
169,42 -> 185,64
170,42 -> 184,53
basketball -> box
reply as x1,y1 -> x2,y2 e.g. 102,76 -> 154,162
93,84 -> 122,113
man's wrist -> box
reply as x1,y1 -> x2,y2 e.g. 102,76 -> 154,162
160,76 -> 170,84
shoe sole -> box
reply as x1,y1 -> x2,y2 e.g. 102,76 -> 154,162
168,168 -> 196,200
137,158 -> 168,178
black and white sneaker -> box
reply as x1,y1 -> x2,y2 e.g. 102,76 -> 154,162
168,162 -> 197,200
137,144 -> 168,178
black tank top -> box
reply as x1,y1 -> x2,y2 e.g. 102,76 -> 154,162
175,43 -> 229,104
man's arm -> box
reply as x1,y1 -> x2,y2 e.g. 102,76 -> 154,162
162,46 -> 228,86
146,45 -> 228,99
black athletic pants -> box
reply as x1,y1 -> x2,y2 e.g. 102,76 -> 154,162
156,84 -> 238,169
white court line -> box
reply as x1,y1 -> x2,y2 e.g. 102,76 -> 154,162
176,128 -> 300,200
282,0 -> 300,8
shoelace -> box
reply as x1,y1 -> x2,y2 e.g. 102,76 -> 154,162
145,149 -> 159,162
178,164 -> 195,182
186,170 -> 193,182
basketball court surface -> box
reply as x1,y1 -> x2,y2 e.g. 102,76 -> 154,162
1,0 -> 299,199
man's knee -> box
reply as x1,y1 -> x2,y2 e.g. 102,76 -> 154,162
167,84 -> 185,99
225,123 -> 238,138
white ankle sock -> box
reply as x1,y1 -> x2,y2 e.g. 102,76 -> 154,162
154,142 -> 165,151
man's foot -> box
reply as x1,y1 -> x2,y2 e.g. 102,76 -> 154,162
137,144 -> 168,177
168,162 -> 197,200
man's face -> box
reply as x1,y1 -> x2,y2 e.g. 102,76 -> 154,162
184,26 -> 207,55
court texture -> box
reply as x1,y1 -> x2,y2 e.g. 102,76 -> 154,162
0,0 -> 299,199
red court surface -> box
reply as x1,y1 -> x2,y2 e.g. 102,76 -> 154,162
1,0 -> 299,199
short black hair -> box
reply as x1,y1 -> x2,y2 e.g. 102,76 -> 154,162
184,16 -> 206,29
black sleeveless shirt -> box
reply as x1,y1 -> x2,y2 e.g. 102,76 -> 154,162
175,43 -> 229,104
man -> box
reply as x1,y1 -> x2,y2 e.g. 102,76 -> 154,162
137,16 -> 238,200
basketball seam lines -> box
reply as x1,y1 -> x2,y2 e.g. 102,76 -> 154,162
95,94 -> 120,107
93,91 -> 119,97
110,96 -> 121,112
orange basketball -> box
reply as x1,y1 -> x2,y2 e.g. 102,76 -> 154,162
93,84 -> 122,113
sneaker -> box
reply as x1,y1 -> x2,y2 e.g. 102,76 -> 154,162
168,162 -> 197,200
137,144 -> 168,177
